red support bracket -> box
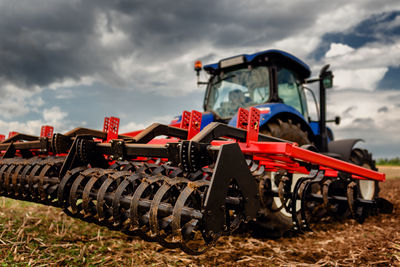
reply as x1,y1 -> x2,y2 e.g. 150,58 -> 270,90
103,117 -> 110,132
187,110 -> 202,139
8,131 -> 18,139
40,125 -> 54,138
236,107 -> 249,130
0,135 -> 4,142
246,107 -> 260,146
104,116 -> 120,141
179,111 -> 191,129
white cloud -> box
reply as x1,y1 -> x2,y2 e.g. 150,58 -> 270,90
327,90 -> 400,157
0,119 -> 42,137
323,41 -> 400,70
272,35 -> 321,60
54,89 -> 75,99
119,114 -> 174,134
318,40 -> 400,91
326,43 -> 355,57
48,76 -> 95,90
43,106 -> 68,122
119,121 -> 147,134
96,11 -> 130,48
332,68 -> 388,91
0,83 -> 42,118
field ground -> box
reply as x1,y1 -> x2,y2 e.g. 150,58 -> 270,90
377,165 -> 400,179
0,168 -> 399,266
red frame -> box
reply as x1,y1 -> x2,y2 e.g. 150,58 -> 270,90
121,108 -> 386,182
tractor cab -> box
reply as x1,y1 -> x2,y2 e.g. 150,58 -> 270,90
195,49 -> 335,152
202,50 -> 311,121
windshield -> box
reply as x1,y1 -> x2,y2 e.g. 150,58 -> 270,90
205,66 -> 270,118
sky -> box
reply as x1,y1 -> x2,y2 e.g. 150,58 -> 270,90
0,1 -> 399,158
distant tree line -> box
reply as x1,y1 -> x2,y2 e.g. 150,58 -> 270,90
376,157 -> 400,166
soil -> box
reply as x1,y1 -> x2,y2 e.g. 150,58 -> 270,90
0,178 -> 399,266
190,178 -> 400,266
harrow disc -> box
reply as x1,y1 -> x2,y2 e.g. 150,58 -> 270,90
172,180 -> 218,255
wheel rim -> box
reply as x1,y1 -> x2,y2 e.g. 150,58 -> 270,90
270,172 -> 302,217
358,163 -> 376,200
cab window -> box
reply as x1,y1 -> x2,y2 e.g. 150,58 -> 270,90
277,68 -> 304,115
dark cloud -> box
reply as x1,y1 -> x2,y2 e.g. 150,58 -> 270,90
378,106 -> 388,113
343,106 -> 357,116
0,0 -> 330,91
0,1 -> 103,88
351,118 -> 375,129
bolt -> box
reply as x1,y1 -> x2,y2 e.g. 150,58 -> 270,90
118,157 -> 123,161
118,141 -> 122,145
109,155 -> 114,160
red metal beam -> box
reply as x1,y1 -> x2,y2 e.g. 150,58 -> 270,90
211,140 -> 385,181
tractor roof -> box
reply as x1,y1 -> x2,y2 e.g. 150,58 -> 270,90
204,49 -> 311,79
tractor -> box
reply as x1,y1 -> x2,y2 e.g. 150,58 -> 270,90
169,49 -> 379,235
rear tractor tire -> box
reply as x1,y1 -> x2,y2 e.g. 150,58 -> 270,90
262,118 -> 310,146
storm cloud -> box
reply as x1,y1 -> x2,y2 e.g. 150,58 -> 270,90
0,0 -> 399,157
0,0 -> 397,92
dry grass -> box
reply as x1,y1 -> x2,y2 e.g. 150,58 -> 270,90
377,165 -> 400,179
0,177 -> 399,266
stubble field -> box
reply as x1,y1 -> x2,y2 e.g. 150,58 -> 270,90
0,167 -> 399,266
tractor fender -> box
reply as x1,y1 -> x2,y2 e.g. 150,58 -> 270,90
327,138 -> 364,162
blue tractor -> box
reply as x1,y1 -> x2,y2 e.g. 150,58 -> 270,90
183,49 -> 379,234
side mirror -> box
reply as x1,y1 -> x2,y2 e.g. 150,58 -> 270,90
319,64 -> 334,89
322,71 -> 333,89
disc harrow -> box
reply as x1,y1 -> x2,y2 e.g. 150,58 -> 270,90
0,156 -> 65,206
0,113 -> 393,255
56,164 -> 216,254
